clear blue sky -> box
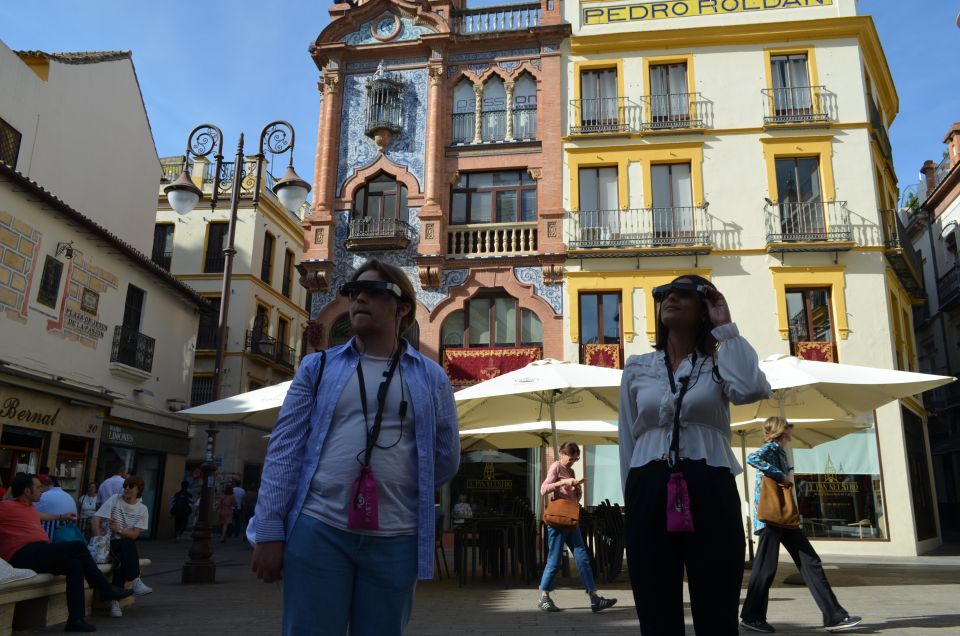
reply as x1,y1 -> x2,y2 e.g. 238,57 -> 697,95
4,0 -> 959,200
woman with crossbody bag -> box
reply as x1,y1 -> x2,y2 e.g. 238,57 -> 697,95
618,275 -> 770,635
536,442 -> 616,613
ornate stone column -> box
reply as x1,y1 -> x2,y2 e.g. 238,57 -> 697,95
421,63 -> 445,218
504,81 -> 515,142
472,83 -> 483,145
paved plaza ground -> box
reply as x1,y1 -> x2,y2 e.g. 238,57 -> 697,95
15,538 -> 960,635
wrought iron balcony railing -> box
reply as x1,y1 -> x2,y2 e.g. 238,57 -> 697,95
880,209 -> 925,298
565,206 -> 712,252
761,85 -> 830,125
276,344 -> 297,370
160,159 -> 185,183
569,98 -> 641,135
451,112 -> 475,145
190,376 -> 215,407
868,98 -> 891,159
447,222 -> 537,257
451,108 -> 538,145
513,107 -> 537,141
111,325 -> 156,373
764,201 -> 852,245
937,262 -> 960,311
481,110 -> 507,142
452,2 -> 540,34
245,329 -> 277,360
641,92 -> 705,130
346,217 -> 415,251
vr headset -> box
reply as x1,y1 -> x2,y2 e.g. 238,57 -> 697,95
339,280 -> 404,300
652,282 -> 708,302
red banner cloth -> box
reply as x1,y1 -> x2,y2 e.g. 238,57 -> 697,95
584,343 -> 621,369
795,341 -> 836,363
443,347 -> 542,387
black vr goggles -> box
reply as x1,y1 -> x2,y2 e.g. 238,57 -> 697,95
339,280 -> 404,300
652,282 -> 708,302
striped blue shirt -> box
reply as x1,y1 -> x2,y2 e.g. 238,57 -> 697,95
253,339 -> 460,580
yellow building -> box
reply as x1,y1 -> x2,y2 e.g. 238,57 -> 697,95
155,156 -> 310,486
561,0 -> 935,555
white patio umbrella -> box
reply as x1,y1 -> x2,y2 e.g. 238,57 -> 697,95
730,354 -> 954,423
460,420 -> 620,451
462,450 -> 526,464
454,359 -> 622,456
179,381 -> 291,428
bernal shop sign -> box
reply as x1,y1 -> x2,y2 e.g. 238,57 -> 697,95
0,397 -> 61,427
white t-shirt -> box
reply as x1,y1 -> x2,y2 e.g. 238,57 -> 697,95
94,494 -> 149,539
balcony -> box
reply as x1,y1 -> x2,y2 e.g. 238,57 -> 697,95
160,158 -> 185,183
245,329 -> 277,361
880,209 -> 925,298
451,108 -> 538,146
346,217 -> 415,251
761,85 -> 830,125
921,156 -> 954,203
936,263 -> 960,311
640,93 -> 705,131
276,344 -> 296,370
452,112 -> 475,145
513,107 -> 537,141
868,98 -> 891,159
452,2 -> 540,34
110,325 -> 155,374
569,98 -> 641,135
447,222 -> 537,258
481,111 -> 507,142
764,201 -> 853,252
565,206 -> 712,256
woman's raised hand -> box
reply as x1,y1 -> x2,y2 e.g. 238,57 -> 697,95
704,286 -> 732,326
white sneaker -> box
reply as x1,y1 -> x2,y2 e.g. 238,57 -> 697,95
132,577 -> 153,596
109,600 -> 122,617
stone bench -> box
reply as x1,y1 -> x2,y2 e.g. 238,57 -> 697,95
0,559 -> 151,635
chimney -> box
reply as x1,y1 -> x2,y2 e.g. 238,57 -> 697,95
921,159 -> 938,197
944,122 -> 960,169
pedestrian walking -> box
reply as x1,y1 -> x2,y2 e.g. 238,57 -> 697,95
169,481 -> 193,540
250,259 -> 460,636
231,480 -> 246,538
740,416 -> 863,633
217,485 -> 236,543
537,442 -> 617,613
618,274 -> 771,635
92,475 -> 153,618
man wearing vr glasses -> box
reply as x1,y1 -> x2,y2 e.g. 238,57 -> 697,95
251,259 -> 460,636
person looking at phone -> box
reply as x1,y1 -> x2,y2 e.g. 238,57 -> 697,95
250,259 -> 460,636
618,275 -> 770,635
537,442 -> 617,614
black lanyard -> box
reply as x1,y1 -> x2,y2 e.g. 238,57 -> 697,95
665,351 -> 696,466
356,347 -> 402,467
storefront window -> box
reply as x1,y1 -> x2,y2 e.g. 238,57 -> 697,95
1,426 -> 46,489
585,445 -> 623,506
793,428 -> 887,539
451,449 -> 530,516
54,435 -> 90,499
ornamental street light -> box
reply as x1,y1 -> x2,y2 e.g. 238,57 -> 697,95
166,121 -> 310,584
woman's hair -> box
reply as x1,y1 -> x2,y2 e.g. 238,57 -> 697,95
224,484 -> 234,495
350,259 -> 417,334
559,442 -> 580,457
123,475 -> 145,498
653,274 -> 719,356
762,416 -> 790,443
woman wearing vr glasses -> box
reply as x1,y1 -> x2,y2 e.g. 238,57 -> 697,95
251,259 -> 460,636
618,275 -> 770,635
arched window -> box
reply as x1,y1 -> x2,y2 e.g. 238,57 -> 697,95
481,77 -> 506,142
452,79 -> 476,145
353,173 -> 408,221
441,295 -> 543,348
329,313 -> 352,348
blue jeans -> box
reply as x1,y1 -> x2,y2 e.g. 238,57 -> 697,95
283,515 -> 418,636
538,525 -> 596,595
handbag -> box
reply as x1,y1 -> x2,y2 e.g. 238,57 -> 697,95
757,475 -> 800,528
544,495 -> 580,530
53,521 -> 85,544
87,534 -> 111,563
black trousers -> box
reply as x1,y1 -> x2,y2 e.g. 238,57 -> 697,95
110,538 -> 141,585
625,459 -> 745,636
741,525 -> 847,626
11,541 -> 112,621
173,513 -> 189,538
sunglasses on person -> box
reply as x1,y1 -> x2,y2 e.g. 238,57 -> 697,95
123,484 -> 137,489
339,280 -> 403,301
652,282 -> 708,302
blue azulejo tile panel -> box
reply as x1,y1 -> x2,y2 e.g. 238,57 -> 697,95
309,209 -> 469,320
514,266 -> 563,315
337,68 -> 427,198
343,14 -> 436,46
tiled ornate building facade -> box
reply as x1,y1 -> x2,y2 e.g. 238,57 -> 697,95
299,0 -> 570,384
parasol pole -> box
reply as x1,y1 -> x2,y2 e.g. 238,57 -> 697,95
548,391 -> 560,459
737,430 -> 755,564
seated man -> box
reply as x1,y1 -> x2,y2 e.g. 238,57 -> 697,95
0,473 -> 133,633
37,475 -> 79,540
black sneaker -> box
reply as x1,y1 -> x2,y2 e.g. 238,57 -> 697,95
64,618 -> 97,632
741,619 -> 776,633
538,595 -> 561,612
591,595 -> 617,612
825,615 -> 862,632
101,585 -> 134,601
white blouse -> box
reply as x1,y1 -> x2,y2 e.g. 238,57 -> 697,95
617,322 -> 771,490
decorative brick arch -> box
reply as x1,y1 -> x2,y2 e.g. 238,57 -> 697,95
477,66 -> 513,85
512,62 -> 541,82
423,267 -> 562,360
313,296 -> 441,360
312,0 -> 449,48
338,155 -> 424,208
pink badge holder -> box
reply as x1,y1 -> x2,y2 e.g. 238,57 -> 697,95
347,464 -> 380,531
666,471 -> 695,533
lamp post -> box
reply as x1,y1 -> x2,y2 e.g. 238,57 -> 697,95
166,121 -> 310,584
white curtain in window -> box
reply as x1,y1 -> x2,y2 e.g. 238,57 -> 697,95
520,308 -> 543,345
441,310 -> 465,347
495,298 -> 516,346
469,300 -> 490,346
